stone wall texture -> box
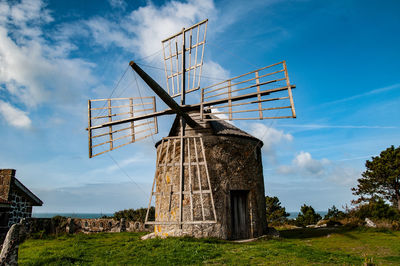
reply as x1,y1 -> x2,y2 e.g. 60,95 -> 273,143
0,169 -> 39,232
2,217 -> 151,240
7,190 -> 32,227
152,134 -> 267,239
65,218 -> 152,234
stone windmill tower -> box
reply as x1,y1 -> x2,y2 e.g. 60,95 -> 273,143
87,19 -> 297,240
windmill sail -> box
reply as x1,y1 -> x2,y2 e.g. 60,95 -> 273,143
162,19 -> 208,99
199,61 -> 296,121
88,96 -> 158,158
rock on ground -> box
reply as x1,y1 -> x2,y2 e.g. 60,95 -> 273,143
0,223 -> 26,266
365,218 -> 377,228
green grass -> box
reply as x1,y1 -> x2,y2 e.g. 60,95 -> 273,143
19,228 -> 400,265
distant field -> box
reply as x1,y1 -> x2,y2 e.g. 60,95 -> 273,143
19,228 -> 400,265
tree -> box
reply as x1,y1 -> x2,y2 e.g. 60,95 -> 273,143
296,204 -> 321,227
352,145 -> 400,210
113,207 -> 155,222
350,197 -> 400,220
324,205 -> 345,220
265,196 -> 290,225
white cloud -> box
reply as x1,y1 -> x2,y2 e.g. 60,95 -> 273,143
85,17 -> 133,50
0,0 -> 96,111
126,0 -> 215,56
8,0 -> 52,24
0,100 -> 31,128
79,0 -> 230,108
81,0 -> 216,61
278,151 -> 329,176
249,123 -> 293,161
292,151 -> 328,175
328,165 -> 360,186
108,0 -> 127,10
276,151 -> 361,186
210,107 -> 231,122
202,60 -> 230,85
275,165 -> 293,175
2,0 -> 53,40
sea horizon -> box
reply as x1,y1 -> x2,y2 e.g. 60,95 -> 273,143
32,213 -> 114,219
32,211 -> 329,219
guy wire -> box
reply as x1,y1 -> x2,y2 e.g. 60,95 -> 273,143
107,153 -> 148,197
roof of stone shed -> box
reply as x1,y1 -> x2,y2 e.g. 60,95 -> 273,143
13,177 -> 43,206
0,169 -> 43,206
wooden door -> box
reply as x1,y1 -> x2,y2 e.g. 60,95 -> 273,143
231,190 -> 250,239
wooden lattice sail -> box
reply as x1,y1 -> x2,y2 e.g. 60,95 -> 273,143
162,19 -> 208,98
200,61 -> 296,121
88,97 -> 158,158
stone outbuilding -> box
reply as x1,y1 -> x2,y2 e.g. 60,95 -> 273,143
0,169 -> 42,237
148,113 -> 267,240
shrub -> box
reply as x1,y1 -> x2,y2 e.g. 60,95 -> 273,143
324,205 -> 345,220
51,215 -> 68,227
295,204 -> 322,227
29,229 -> 47,239
350,198 -> 400,220
265,196 -> 290,226
373,219 -> 400,230
340,217 -> 365,229
113,207 -> 155,222
51,215 -> 68,235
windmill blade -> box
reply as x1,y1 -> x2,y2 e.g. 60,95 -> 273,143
88,96 -> 158,158
162,19 -> 208,99
199,61 -> 296,121
129,61 -> 199,129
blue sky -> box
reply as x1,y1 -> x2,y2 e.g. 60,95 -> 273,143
0,0 -> 399,213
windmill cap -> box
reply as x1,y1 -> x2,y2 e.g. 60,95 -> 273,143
155,113 -> 263,148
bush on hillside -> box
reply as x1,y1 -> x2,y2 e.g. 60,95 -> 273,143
349,198 -> 400,220
295,204 -> 322,227
324,205 -> 346,220
265,196 -> 290,226
113,207 -> 155,222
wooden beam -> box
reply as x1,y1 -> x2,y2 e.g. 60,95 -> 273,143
161,19 -> 208,43
88,100 -> 92,158
283,61 -> 296,118
129,60 -> 198,129
88,108 -> 174,130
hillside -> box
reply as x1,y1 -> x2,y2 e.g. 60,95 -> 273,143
19,228 -> 400,265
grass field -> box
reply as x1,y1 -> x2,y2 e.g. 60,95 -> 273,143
19,227 -> 400,265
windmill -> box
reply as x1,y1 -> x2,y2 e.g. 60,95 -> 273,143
87,19 -> 296,239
